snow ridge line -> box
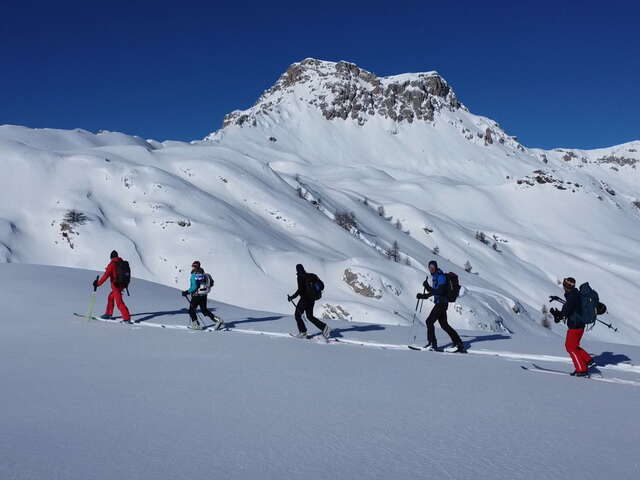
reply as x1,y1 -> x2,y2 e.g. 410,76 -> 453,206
74,314 -> 640,375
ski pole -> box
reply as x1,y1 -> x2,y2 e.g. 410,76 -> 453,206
408,288 -> 426,345
596,318 -> 618,332
86,275 -> 99,320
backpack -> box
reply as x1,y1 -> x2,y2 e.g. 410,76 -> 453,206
196,273 -> 214,295
445,272 -> 461,302
578,282 -> 599,325
305,273 -> 325,300
114,260 -> 131,289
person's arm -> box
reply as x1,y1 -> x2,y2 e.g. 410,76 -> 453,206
289,275 -> 303,300
187,274 -> 198,294
561,291 -> 578,318
96,263 -> 113,287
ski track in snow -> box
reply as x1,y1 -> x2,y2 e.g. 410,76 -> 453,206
75,314 -> 640,380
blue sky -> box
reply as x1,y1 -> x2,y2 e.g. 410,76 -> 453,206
1,0 -> 638,148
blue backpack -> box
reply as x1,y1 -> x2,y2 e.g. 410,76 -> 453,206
579,283 -> 599,325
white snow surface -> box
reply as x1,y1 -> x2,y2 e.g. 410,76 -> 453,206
1,264 -> 640,480
1,58 -> 640,347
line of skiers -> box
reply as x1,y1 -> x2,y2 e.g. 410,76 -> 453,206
91,251 -> 604,376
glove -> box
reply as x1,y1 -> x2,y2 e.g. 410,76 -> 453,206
92,280 -> 98,289
423,281 -> 433,292
550,308 -> 562,323
181,290 -> 189,297
287,295 -> 293,302
416,293 -> 430,300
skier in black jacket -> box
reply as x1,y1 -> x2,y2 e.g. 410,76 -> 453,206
416,260 -> 466,352
288,264 -> 331,339
551,277 -> 594,376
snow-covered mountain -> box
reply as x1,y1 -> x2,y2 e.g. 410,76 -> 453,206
2,58 -> 639,344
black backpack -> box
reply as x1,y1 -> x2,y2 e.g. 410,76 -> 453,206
446,272 -> 461,302
578,282 -> 599,325
114,260 -> 131,289
305,273 -> 325,300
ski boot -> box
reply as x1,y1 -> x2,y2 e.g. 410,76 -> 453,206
453,342 -> 468,354
213,317 -> 225,330
100,314 -> 113,320
322,325 -> 332,340
424,343 -> 441,352
291,331 -> 308,339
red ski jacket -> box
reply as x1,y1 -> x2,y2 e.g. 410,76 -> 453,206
97,257 -> 124,289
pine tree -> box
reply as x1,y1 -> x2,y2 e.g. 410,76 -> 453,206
464,260 -> 472,273
386,241 -> 400,262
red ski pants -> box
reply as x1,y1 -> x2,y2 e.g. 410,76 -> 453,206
565,328 -> 592,373
105,287 -> 131,321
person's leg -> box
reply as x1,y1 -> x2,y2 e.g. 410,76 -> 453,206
437,304 -> 462,346
425,305 -> 439,347
112,288 -> 131,321
105,291 -> 115,316
304,300 -> 327,332
198,295 -> 216,320
573,329 -> 593,366
188,296 -> 199,323
294,300 -> 307,333
565,328 -> 587,372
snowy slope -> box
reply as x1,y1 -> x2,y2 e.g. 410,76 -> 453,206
2,264 -> 640,480
2,59 -> 639,346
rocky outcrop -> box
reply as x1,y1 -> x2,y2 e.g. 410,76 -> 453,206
221,58 -> 464,129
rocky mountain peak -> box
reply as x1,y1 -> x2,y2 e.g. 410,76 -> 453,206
221,58 -> 464,128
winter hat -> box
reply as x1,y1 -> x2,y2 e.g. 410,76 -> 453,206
563,277 -> 576,289
110,250 -> 118,259
428,260 -> 438,269
296,264 -> 305,274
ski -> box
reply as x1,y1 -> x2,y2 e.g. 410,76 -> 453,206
288,332 -> 338,343
521,364 -> 640,386
408,345 -> 467,354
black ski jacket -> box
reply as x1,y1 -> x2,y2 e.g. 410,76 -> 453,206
561,287 -> 584,329
291,272 -> 311,301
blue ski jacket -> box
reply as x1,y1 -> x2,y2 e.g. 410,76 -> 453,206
426,269 -> 448,304
187,272 -> 205,295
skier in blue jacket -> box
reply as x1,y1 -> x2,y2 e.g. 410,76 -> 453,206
417,260 -> 466,352
181,260 -> 223,330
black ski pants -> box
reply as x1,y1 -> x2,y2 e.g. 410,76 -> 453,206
295,298 -> 326,333
189,295 -> 216,322
426,302 -> 462,347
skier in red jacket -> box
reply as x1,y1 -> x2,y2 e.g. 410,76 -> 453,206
93,250 -> 132,323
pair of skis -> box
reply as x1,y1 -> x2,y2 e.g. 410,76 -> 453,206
73,312 -> 226,332
288,332 -> 337,344
408,344 -> 467,354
